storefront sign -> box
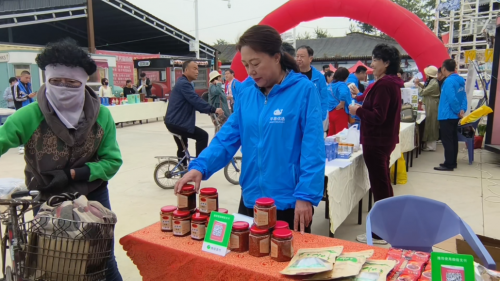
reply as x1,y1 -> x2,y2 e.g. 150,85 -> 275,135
137,61 -> 150,67
96,50 -> 159,87
202,212 -> 234,257
0,53 -> 9,62
173,59 -> 209,67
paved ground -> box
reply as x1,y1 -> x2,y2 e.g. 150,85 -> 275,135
1,113 -> 499,280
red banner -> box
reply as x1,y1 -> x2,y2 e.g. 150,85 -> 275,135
96,50 -> 160,87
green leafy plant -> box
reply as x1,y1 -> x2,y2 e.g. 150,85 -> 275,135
478,124 -> 487,137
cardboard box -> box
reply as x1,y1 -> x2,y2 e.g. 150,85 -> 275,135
432,235 -> 500,271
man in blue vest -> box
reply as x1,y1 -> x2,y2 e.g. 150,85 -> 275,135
295,46 -> 328,123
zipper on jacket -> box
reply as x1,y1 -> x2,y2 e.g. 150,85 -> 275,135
258,93 -> 268,196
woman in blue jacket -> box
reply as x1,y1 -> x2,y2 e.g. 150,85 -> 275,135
327,67 -> 353,136
175,25 -> 325,234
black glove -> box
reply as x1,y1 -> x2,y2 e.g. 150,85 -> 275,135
40,169 -> 71,193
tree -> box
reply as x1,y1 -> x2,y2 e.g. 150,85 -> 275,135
314,27 -> 329,38
296,31 -> 312,40
214,39 -> 229,45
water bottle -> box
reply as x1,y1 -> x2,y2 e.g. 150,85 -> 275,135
325,142 -> 333,161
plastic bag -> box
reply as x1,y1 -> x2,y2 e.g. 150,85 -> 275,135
346,124 -> 360,151
0,178 -> 26,213
460,105 -> 493,125
390,154 -> 407,185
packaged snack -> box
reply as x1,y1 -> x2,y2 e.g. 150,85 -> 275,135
397,274 -> 419,281
387,270 -> 402,281
425,262 -> 432,272
474,262 -> 500,281
354,259 -> 396,281
411,252 -> 430,263
418,270 -> 431,281
403,250 -> 416,260
280,246 -> 343,276
402,261 -> 425,276
387,256 -> 408,271
387,248 -> 404,259
308,251 -> 367,280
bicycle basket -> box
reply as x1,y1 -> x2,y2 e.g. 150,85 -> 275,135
19,218 -> 115,281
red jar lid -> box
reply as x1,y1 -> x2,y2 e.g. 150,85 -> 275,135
275,221 -> 289,229
232,221 -> 249,231
182,184 -> 195,192
200,188 -> 218,195
161,205 -> 177,213
255,198 -> 275,207
273,229 -> 293,239
173,210 -> 191,218
250,225 -> 269,235
191,213 -> 208,222
218,208 -> 228,214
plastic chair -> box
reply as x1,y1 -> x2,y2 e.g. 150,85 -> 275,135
457,119 -> 480,165
366,195 -> 496,270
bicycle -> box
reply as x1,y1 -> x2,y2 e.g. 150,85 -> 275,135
154,114 -> 242,189
0,188 -> 114,281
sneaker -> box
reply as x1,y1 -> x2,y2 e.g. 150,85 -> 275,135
356,233 -> 388,245
422,147 -> 436,152
18,147 -> 24,154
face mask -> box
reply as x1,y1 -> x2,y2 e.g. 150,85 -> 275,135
104,82 -> 109,86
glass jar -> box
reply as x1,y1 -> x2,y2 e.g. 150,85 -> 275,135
160,205 -> 177,232
254,198 -> 277,229
249,225 -> 270,257
270,229 -> 294,262
172,210 -> 192,237
199,188 -> 219,215
230,221 -> 250,253
218,208 -> 228,214
191,213 -> 208,241
275,221 -> 289,230
177,184 -> 196,212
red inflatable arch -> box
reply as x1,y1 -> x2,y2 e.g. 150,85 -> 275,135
230,0 -> 449,81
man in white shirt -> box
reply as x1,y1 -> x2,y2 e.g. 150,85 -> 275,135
2,77 -> 17,109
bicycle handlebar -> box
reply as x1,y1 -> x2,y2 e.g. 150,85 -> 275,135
11,190 -> 41,202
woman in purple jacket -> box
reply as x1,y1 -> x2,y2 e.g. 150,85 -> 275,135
349,44 -> 403,244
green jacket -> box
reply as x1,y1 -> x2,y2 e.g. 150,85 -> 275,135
0,85 -> 122,199
209,84 -> 231,117
420,78 -> 441,142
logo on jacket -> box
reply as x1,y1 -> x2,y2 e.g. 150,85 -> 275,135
271,109 -> 285,124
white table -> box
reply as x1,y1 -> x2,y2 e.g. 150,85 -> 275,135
107,102 -> 168,124
0,108 -> 15,125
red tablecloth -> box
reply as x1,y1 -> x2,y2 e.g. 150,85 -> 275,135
120,222 -> 388,280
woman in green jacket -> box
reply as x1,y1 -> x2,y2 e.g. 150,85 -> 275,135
416,66 -> 441,151
0,39 -> 123,280
208,71 -> 231,133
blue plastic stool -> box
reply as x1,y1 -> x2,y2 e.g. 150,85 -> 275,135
457,119 -> 480,165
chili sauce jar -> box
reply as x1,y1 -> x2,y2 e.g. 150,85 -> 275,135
177,184 -> 197,212
254,198 -> 277,229
218,208 -> 229,214
160,205 -> 177,232
275,221 -> 289,230
172,210 -> 192,237
249,225 -> 270,257
199,188 -> 219,215
230,221 -> 250,253
191,213 -> 208,241
270,229 -> 294,262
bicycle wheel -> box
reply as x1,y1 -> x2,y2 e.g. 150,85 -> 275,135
224,156 -> 242,185
154,160 -> 184,189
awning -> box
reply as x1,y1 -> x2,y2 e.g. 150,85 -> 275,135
348,61 -> 373,74
95,60 -> 109,69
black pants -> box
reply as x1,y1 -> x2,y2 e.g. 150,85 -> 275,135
238,196 -> 314,233
166,124 -> 209,165
439,119 -> 459,168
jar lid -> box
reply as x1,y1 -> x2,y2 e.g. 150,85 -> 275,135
273,229 -> 293,239
200,187 -> 218,195
232,221 -> 249,231
250,225 -> 269,235
181,184 -> 195,192
255,197 -> 275,207
218,208 -> 228,214
161,205 -> 177,213
191,213 -> 208,222
173,210 -> 191,218
275,221 -> 289,229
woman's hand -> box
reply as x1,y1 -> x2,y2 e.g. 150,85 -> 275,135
350,85 -> 359,95
349,104 -> 361,116
174,170 -> 203,195
294,200 -> 313,234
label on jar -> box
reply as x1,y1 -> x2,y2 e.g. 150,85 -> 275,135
191,223 -> 206,240
230,234 -> 239,249
161,215 -> 172,231
271,240 -> 278,258
199,198 -> 217,213
255,209 -> 269,226
260,237 -> 270,254
173,220 -> 190,236
177,194 -> 188,209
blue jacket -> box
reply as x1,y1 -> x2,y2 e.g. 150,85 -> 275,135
189,71 -> 326,210
438,73 -> 467,120
310,68 -> 329,121
165,75 -> 216,133
328,81 -> 353,114
346,73 -> 359,88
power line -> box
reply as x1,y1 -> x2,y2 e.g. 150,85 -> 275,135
95,34 -> 170,48
187,16 -> 264,32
